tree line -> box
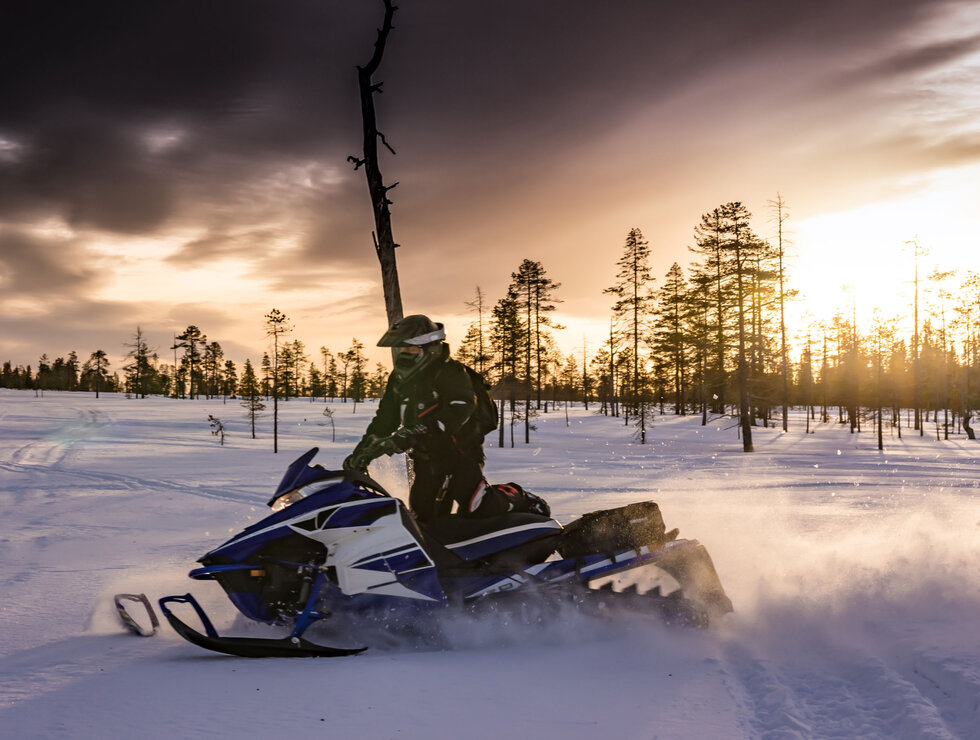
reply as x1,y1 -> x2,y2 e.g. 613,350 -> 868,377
453,199 -> 979,449
1,326 -> 389,404
5,199 -> 978,452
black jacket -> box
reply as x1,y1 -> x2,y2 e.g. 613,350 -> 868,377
357,345 -> 485,461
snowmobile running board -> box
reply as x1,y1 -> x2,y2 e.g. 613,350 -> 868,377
158,594 -> 367,658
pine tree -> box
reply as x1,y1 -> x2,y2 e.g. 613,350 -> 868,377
82,350 -> 111,398
652,262 -> 689,415
308,363 -> 325,401
65,351 -> 79,392
690,208 -> 731,414
203,341 -> 224,399
367,363 -> 388,397
460,286 -> 493,375
590,346 -> 612,415
260,353 -> 272,398
176,325 -> 206,399
604,228 -> 655,443
769,194 -> 792,431
720,201 -> 762,452
345,339 -> 368,404
124,327 -> 153,398
264,309 -> 291,453
221,360 -> 238,400
320,347 -> 338,399
287,340 -> 307,398
489,290 -> 526,448
510,260 -> 562,413
239,359 -> 265,439
36,354 -> 51,394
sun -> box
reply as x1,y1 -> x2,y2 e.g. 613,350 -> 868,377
787,164 -> 980,338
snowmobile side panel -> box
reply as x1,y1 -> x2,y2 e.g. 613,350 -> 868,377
158,594 -> 366,658
442,520 -> 563,561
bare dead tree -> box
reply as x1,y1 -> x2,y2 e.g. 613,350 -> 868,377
350,0 -> 404,326
768,193 -> 791,432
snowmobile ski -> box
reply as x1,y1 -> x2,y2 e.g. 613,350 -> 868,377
158,594 -> 366,658
114,592 -> 160,637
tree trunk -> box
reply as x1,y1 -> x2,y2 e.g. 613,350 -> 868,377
354,0 -> 403,327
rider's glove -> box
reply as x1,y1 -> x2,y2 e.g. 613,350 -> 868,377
387,423 -> 427,453
344,424 -> 428,472
343,435 -> 382,472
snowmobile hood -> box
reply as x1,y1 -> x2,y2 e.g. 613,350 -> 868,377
266,447 -> 390,509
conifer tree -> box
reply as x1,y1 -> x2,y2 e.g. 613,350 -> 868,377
308,364 -> 325,401
460,286 -> 492,376
769,194 -> 792,431
203,341 -> 224,399
176,325 -> 206,399
36,354 -> 50,394
690,208 -> 730,414
489,290 -> 526,448
260,353 -> 272,398
686,273 -> 714,425
221,360 -> 238,400
652,262 -> 690,415
124,327 -> 154,398
239,359 -> 265,439
720,201 -> 762,452
320,347 -> 338,400
605,228 -> 655,443
345,339 -> 368,404
82,350 -> 111,398
264,309 -> 291,453
510,259 -> 561,440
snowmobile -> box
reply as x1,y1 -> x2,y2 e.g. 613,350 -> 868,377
121,447 -> 732,657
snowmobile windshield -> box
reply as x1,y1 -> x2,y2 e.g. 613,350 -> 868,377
267,447 -> 344,509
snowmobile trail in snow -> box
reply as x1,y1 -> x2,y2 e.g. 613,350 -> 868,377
2,391 -> 979,739
720,629 -> 980,740
6,406 -> 108,468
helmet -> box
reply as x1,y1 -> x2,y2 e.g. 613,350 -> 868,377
378,314 -> 447,381
377,314 -> 445,347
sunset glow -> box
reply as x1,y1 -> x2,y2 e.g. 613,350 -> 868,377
788,162 -> 980,334
2,1 -> 980,371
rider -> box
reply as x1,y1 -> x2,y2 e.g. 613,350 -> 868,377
343,314 -> 549,522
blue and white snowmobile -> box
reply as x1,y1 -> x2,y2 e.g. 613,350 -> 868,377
130,448 -> 732,657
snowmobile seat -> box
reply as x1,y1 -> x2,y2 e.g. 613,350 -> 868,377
421,512 -> 563,566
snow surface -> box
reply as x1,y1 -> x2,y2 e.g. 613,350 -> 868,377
1,388 -> 978,739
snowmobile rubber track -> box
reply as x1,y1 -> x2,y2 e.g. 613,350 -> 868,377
159,594 -> 367,658
586,583 -> 710,629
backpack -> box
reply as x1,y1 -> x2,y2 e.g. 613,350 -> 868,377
556,501 -> 677,558
464,366 -> 499,435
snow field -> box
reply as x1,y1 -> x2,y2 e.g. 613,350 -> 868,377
0,389 -> 978,738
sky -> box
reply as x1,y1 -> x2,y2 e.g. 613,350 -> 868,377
2,0 -> 980,371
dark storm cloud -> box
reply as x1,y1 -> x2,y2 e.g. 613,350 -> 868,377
0,1 -> 375,239
2,0 -> 956,243
0,230 -> 101,296
0,120 -> 176,233
2,0 -> 976,368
